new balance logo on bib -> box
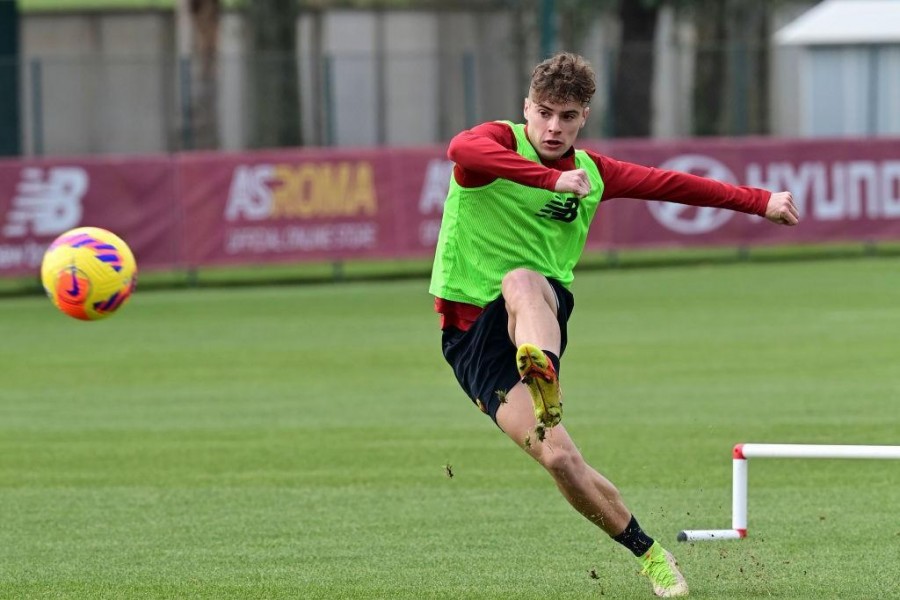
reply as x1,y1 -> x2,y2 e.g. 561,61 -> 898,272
537,196 -> 579,223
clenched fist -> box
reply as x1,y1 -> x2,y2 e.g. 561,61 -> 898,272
765,192 -> 800,226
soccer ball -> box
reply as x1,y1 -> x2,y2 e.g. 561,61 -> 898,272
41,226 -> 138,321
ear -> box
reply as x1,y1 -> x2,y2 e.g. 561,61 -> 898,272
581,106 -> 591,128
523,97 -> 530,120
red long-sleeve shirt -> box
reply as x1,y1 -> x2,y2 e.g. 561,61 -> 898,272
435,121 -> 770,330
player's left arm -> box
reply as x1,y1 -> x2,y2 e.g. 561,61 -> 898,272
764,191 -> 799,226
593,152 -> 799,226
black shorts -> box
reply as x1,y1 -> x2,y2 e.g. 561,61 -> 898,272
440,277 -> 575,423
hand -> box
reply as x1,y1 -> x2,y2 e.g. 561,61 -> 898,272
554,169 -> 591,198
765,191 -> 799,226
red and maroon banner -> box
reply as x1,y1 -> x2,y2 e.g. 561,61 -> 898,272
0,156 -> 180,276
2,137 -> 899,277
177,147 -> 444,267
584,137 -> 900,249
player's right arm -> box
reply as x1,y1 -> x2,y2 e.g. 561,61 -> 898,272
553,169 -> 591,198
447,122 -> 562,191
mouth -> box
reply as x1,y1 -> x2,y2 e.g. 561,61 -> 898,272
543,139 -> 564,150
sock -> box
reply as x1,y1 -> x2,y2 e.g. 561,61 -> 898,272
612,515 -> 655,557
544,350 -> 561,375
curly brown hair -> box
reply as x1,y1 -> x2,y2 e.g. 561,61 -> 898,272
528,52 -> 596,106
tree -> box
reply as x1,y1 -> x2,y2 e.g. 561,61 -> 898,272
687,0 -> 774,136
611,0 -> 790,137
178,0 -> 221,150
244,0 -> 302,148
534,0 -> 665,138
0,1 -> 20,155
688,0 -> 793,136
611,0 -> 660,137
689,0 -> 726,136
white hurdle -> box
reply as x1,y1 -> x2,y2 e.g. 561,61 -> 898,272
678,443 -> 900,542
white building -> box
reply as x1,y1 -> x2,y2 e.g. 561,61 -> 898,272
773,0 -> 900,137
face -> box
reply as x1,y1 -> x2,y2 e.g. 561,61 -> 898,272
523,96 -> 589,161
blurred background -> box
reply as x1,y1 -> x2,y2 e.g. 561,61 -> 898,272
2,0 -> 899,156
1,0 -> 899,287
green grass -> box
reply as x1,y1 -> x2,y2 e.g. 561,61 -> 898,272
2,257 -> 899,598
5,241 -> 900,298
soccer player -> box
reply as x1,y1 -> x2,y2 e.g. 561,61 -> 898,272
429,52 -> 799,598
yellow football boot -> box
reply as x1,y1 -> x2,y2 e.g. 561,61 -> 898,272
515,343 -> 562,427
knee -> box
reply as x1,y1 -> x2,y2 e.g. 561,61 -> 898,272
501,269 -> 544,309
539,446 -> 585,480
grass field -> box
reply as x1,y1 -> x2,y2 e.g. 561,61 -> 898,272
2,257 -> 899,599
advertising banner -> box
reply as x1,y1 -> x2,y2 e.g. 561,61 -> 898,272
0,157 -> 179,276
178,148 -> 434,266
584,137 -> 900,249
176,147 -> 458,267
2,137 -> 898,277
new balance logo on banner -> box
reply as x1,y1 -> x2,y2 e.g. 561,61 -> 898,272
537,196 -> 579,223
3,167 -> 87,237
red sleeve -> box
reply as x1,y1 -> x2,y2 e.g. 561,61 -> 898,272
447,122 -> 561,190
590,151 -> 769,216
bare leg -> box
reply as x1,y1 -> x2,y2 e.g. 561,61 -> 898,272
498,268 -> 630,536
496,270 -> 688,597
496,384 -> 632,536
502,269 -> 560,353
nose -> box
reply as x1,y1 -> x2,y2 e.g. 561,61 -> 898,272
547,115 -> 562,133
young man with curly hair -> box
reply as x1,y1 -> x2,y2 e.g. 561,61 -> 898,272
430,52 -> 798,598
